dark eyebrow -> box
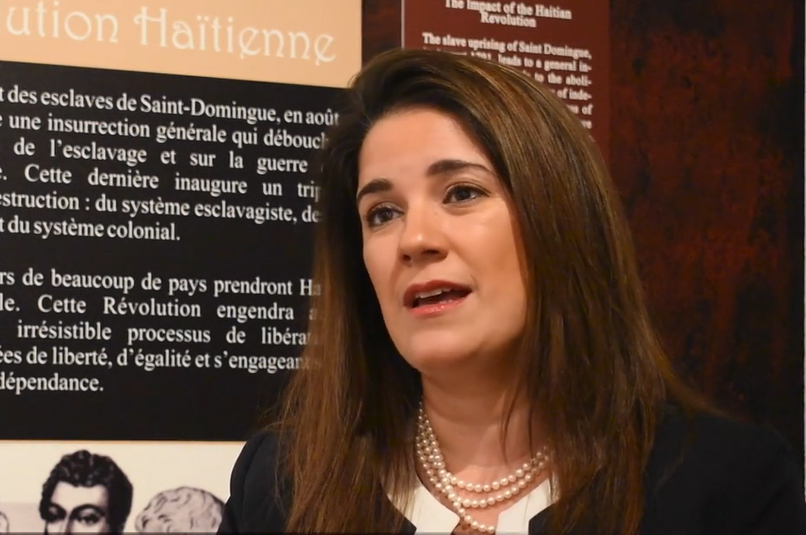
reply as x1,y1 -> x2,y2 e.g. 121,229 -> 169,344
71,505 -> 107,519
355,178 -> 392,205
355,159 -> 491,205
425,158 -> 491,177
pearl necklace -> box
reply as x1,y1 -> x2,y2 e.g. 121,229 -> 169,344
415,404 -> 549,534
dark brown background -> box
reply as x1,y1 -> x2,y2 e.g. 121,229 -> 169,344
363,0 -> 806,464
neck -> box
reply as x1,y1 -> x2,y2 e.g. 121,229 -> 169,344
419,370 -> 537,473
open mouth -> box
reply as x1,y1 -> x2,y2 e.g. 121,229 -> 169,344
413,288 -> 470,308
405,284 -> 471,310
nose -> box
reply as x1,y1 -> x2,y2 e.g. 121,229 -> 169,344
397,201 -> 448,264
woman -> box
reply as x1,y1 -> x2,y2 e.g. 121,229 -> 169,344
218,49 -> 806,534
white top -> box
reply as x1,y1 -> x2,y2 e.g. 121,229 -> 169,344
390,476 -> 555,534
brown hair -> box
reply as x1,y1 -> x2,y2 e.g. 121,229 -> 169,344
272,48 -> 705,534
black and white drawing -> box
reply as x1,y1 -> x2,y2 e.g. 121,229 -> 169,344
135,487 -> 224,533
0,441 -> 239,533
39,450 -> 133,534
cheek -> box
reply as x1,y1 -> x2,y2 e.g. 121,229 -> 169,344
482,220 -> 527,301
362,243 -> 395,306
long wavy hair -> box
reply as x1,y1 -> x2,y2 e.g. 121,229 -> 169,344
272,48 -> 705,534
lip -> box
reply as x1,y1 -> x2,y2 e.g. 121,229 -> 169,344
402,279 -> 472,315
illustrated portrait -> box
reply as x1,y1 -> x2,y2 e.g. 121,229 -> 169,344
39,450 -> 133,534
135,486 -> 224,533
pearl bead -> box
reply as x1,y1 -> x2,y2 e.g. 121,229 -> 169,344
415,402 -> 551,535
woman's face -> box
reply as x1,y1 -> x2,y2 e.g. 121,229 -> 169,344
357,107 -> 528,374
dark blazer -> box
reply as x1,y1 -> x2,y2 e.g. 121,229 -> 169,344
218,407 -> 806,534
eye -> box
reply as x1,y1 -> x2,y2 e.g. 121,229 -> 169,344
364,204 -> 400,228
445,183 -> 485,204
75,512 -> 102,525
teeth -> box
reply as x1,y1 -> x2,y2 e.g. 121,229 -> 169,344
416,288 -> 448,300
410,286 -> 468,307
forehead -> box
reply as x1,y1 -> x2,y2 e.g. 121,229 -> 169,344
50,482 -> 109,510
357,108 -> 488,184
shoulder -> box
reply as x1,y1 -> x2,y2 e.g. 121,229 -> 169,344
217,430 -> 289,533
650,406 -> 797,477
642,405 -> 806,534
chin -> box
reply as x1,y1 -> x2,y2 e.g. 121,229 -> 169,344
399,334 -> 479,373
